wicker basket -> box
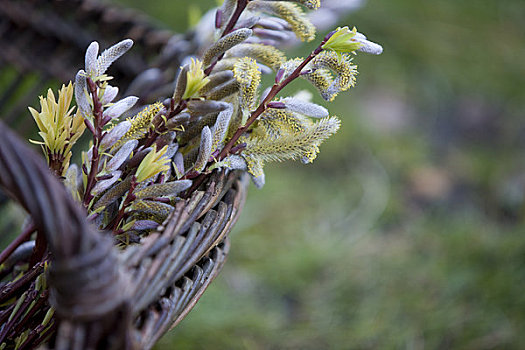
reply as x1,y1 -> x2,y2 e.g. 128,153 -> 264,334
0,0 -> 194,130
0,1 -> 249,348
0,120 -> 248,349
0,0 -> 371,348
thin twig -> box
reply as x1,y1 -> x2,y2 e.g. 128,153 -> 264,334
217,43 -> 326,161
184,36 -> 332,196
83,78 -> 104,206
0,259 -> 46,303
0,223 -> 36,266
106,176 -> 137,231
205,0 -> 249,75
222,0 -> 249,37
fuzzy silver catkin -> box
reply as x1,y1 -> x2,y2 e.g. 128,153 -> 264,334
106,140 -> 138,172
172,152 -> 185,179
166,112 -> 191,131
85,41 -> 99,77
134,180 -> 192,199
131,220 -> 159,231
219,0 -> 238,30
261,0 -> 321,10
187,100 -> 231,115
193,126 -> 213,173
205,79 -> 240,101
101,85 -> 119,105
281,97 -> 329,118
257,17 -> 288,31
155,132 -> 177,150
225,43 -> 286,71
182,147 -> 199,174
200,71 -> 235,94
94,39 -> 133,77
173,65 -> 189,103
74,70 -> 91,117
252,27 -> 293,42
353,32 -> 384,55
211,104 -> 234,150
129,200 -> 174,221
235,16 -> 261,31
178,113 -> 219,145
92,175 -> 133,211
211,57 -> 240,73
202,28 -> 253,67
213,155 -> 247,171
251,173 -> 266,189
91,170 -> 122,196
103,96 -> 139,120
64,164 -> 81,201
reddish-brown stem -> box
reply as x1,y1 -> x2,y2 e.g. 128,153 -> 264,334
204,0 -> 249,75
154,0 -> 249,144
0,285 -> 39,343
0,223 -> 36,266
183,39 -> 329,198
47,151 -> 66,177
11,289 -> 48,336
143,100 -> 187,148
83,78 -> 104,206
107,176 -> 137,231
217,44 -> 325,161
20,313 -> 55,349
222,0 -> 249,37
0,259 -> 46,303
29,230 -> 47,268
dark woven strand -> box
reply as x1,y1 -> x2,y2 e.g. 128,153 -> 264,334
0,0 -> 251,347
0,0 -> 197,125
0,122 -> 132,348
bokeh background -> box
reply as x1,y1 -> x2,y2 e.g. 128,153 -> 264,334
111,0 -> 525,349
2,0 -> 524,348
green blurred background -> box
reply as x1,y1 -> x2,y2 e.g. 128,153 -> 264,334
2,0 -> 522,348
111,0 -> 525,348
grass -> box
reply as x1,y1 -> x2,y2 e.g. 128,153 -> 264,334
2,0 -> 525,348
149,0 -> 525,348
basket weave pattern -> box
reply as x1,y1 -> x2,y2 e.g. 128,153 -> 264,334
0,121 -> 248,349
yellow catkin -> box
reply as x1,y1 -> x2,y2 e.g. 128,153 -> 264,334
112,102 -> 164,149
280,58 -> 335,101
226,43 -> 286,71
310,51 -> 358,101
247,1 -> 315,41
244,154 -> 265,177
233,57 -> 261,110
303,69 -> 334,100
301,0 -> 321,10
28,82 -> 85,175
259,109 -> 312,137
244,116 -> 340,175
267,0 -> 320,10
